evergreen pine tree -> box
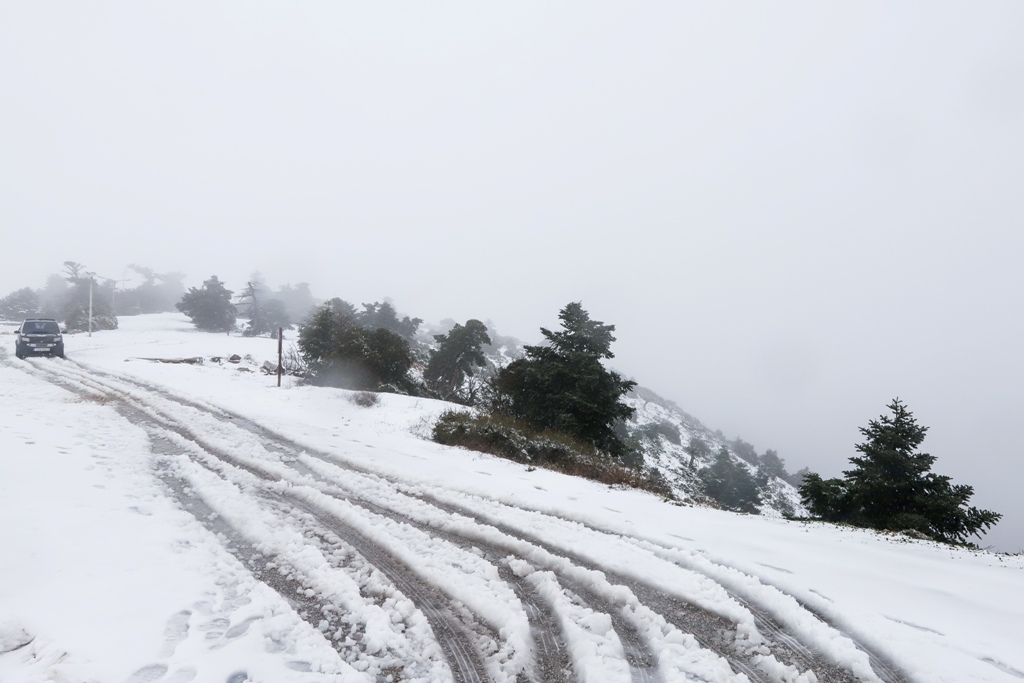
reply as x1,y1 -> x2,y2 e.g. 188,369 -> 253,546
491,302 -> 636,457
357,301 -> 422,341
701,446 -> 761,513
845,398 -> 936,529
758,449 -> 788,480
424,319 -> 492,402
0,288 -> 40,320
298,298 -> 412,391
259,299 -> 292,336
236,278 -> 291,337
176,276 -> 237,333
684,436 -> 711,469
800,398 -> 1001,543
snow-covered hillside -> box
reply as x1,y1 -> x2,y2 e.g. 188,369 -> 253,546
456,327 -> 805,517
1,314 -> 1022,683
621,387 -> 806,517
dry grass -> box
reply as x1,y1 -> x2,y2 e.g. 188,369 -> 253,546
432,410 -> 674,498
349,391 -> 380,408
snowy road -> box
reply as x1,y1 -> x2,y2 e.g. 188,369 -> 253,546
3,348 -> 908,683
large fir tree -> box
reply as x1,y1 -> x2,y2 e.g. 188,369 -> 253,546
491,302 -> 636,457
424,319 -> 491,403
176,276 -> 237,333
800,398 -> 1001,543
298,298 -> 412,390
236,279 -> 292,337
357,301 -> 422,342
701,446 -> 761,513
0,287 -> 39,320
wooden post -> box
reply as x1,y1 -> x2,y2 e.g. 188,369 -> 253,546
88,278 -> 94,337
277,327 -> 283,387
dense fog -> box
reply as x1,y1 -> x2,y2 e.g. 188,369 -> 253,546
2,3 -> 1022,552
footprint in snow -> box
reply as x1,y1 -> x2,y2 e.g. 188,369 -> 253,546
0,623 -> 33,654
159,610 -> 191,657
225,671 -> 248,683
225,616 -> 261,640
165,667 -> 197,683
125,663 -> 168,683
200,617 -> 230,633
224,594 -> 252,610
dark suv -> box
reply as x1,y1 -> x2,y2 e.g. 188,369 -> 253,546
15,319 -> 65,359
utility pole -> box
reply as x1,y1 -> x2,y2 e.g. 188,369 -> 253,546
87,274 -> 94,337
277,327 -> 283,387
84,273 -> 124,335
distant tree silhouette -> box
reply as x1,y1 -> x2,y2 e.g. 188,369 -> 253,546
59,266 -> 118,332
236,277 -> 291,337
0,288 -> 39,320
758,449 -> 788,480
119,265 -> 186,314
730,437 -> 758,464
275,282 -> 318,324
685,436 -> 711,469
701,445 -> 761,513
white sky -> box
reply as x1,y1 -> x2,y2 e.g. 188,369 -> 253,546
2,3 -> 1023,551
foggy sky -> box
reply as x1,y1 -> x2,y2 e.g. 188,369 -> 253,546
2,3 -> 1023,551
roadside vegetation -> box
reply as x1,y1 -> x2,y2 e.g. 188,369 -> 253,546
3,265 -> 1002,541
433,410 -> 672,497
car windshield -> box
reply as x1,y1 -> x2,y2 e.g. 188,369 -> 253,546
22,321 -> 60,334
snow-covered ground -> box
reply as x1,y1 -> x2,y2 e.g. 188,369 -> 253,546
1,313 -> 1021,683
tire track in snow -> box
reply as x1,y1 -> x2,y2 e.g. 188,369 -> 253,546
422,492 -> 906,683
281,495 -> 490,683
311,490 -> 576,683
22,359 -> 595,682
24,358 -> 805,682
408,493 -> 791,683
284,468 -> 659,683
22,357 -> 902,683
16,358 -> 489,683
